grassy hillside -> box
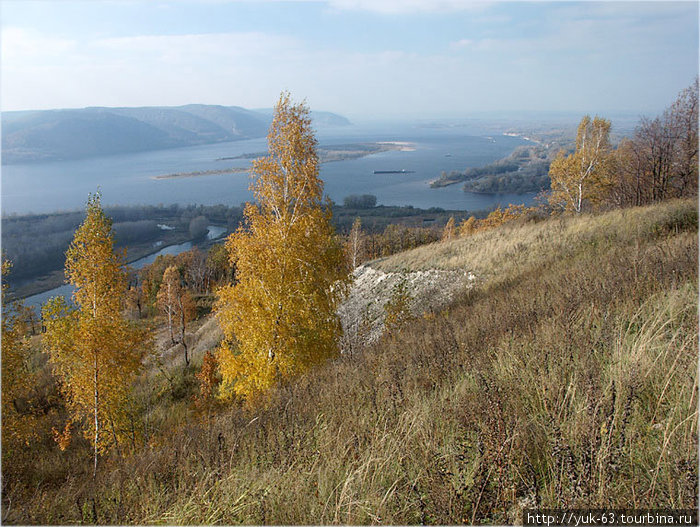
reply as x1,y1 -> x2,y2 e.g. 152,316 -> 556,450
4,199 -> 697,524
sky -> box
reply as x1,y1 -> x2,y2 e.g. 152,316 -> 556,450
1,0 -> 698,120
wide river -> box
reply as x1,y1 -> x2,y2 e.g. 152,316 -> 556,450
2,123 -> 535,215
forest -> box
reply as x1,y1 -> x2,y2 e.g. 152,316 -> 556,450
1,81 -> 698,524
431,143 -> 554,193
1,203 -> 243,294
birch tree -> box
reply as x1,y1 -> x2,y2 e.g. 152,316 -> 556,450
42,193 -> 144,477
346,217 -> 365,269
156,265 -> 196,365
549,115 -> 612,213
215,93 -> 349,403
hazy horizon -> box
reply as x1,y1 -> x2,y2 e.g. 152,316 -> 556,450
1,1 -> 697,120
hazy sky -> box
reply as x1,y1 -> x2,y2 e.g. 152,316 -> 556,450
1,1 -> 697,119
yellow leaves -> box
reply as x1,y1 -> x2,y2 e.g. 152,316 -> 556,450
549,115 -> 612,213
1,258 -> 39,450
459,216 -> 478,236
441,216 -> 456,241
52,421 -> 73,451
215,94 -> 349,404
66,194 -> 127,315
42,193 -> 145,462
457,204 -> 534,238
157,265 -> 196,363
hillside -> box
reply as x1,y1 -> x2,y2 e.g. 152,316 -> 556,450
3,199 -> 697,524
1,105 -> 350,164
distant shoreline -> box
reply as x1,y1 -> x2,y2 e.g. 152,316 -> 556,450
152,167 -> 249,180
155,141 -> 415,180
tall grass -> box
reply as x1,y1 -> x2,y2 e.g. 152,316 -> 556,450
3,200 -> 697,524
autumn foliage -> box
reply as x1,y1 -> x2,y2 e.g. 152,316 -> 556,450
549,115 -> 612,213
457,203 -> 536,237
215,94 -> 349,403
42,194 -> 144,475
1,260 -> 37,452
157,265 -> 196,365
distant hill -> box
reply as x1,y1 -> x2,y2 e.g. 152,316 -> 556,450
1,105 -> 351,164
253,108 -> 352,128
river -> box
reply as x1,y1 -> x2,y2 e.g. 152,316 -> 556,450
23,225 -> 227,310
2,124 -> 535,215
6,124 -> 538,310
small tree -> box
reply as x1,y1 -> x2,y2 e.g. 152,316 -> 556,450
42,193 -> 144,477
346,217 -> 365,270
156,265 -> 196,365
194,351 -> 220,429
215,93 -> 349,403
442,216 -> 456,241
549,115 -> 612,213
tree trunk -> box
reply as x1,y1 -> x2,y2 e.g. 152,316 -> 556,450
93,357 -> 99,479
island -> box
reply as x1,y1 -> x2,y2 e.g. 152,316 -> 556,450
151,167 -> 249,180
217,142 -> 415,163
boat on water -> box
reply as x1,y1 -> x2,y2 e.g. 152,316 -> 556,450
373,169 -> 415,174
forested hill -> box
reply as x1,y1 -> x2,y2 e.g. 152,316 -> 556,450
1,105 -> 351,164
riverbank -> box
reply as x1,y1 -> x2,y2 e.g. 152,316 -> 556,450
9,232 -> 190,301
430,143 -> 553,193
10,226 -> 228,303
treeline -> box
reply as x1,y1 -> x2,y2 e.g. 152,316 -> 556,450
2,203 -> 244,284
129,245 -> 233,319
548,79 -> 698,214
333,195 -> 477,233
128,215 -> 455,322
431,144 -> 553,194
4,198 -> 476,290
607,80 -> 698,207
432,80 -> 698,239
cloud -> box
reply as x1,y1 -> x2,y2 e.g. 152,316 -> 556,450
1,1 -> 696,117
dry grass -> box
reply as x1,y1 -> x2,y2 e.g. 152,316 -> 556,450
3,199 -> 697,524
375,199 -> 697,278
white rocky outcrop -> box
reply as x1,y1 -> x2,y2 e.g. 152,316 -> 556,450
338,264 -> 476,351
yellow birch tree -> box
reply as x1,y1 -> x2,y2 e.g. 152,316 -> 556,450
549,115 -> 612,213
156,265 -> 196,365
1,259 -> 37,453
215,93 -> 349,403
42,193 -> 144,477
